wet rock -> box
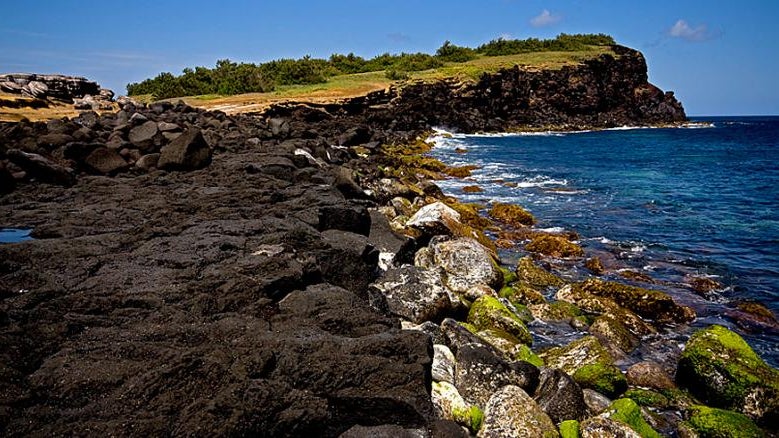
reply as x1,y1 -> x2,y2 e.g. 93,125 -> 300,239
428,237 -> 502,293
589,314 -> 638,354
597,398 -> 661,438
128,120 -> 159,150
499,282 -> 546,306
626,361 -> 676,392
623,388 -> 670,409
580,416 -> 642,438
488,202 -> 536,227
556,284 -> 655,337
528,301 -> 583,323
533,367 -> 588,423
370,265 -> 454,324
467,296 -> 532,345
681,405 -> 763,438
578,278 -> 696,324
454,343 -> 539,408
525,234 -> 584,258
676,324 -> 779,425
585,257 -> 605,275
6,149 -> 75,186
728,301 -> 779,333
583,388 -> 613,415
573,363 -> 628,399
432,344 -> 455,383
478,385 -> 559,438
158,128 -> 212,171
540,335 -> 613,376
515,256 -> 565,289
431,381 -> 483,433
83,147 -> 129,175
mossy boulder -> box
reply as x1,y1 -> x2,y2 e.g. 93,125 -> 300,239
578,278 -> 695,324
488,202 -> 536,227
526,234 -> 584,258
682,405 -> 763,438
499,266 -> 518,285
516,256 -> 565,288
473,328 -> 544,366
676,325 -> 779,424
559,420 -> 580,438
600,398 -> 661,438
480,385 -> 560,438
624,388 -> 670,409
500,283 -> 546,306
468,296 -> 532,345
556,285 -> 655,337
589,314 -> 638,353
431,381 -> 484,433
573,363 -> 628,399
540,335 -> 613,376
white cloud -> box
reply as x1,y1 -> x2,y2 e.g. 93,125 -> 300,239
668,19 -> 719,42
530,9 -> 561,28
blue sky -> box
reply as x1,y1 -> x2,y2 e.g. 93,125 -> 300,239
1,0 -> 777,115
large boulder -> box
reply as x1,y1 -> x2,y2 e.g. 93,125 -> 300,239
534,368 -> 588,424
427,237 -> 502,293
578,278 -> 695,324
128,120 -> 159,151
370,265 -> 455,324
680,405 -> 763,438
596,398 -> 661,438
556,285 -> 655,337
83,147 -> 129,175
478,385 -> 559,438
467,296 -> 532,346
515,256 -> 564,289
158,128 -> 212,171
676,324 -> 779,425
454,343 -> 539,408
406,202 -> 463,237
6,149 -> 75,186
540,335 -> 613,376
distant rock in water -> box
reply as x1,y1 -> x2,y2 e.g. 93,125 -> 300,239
0,73 -> 114,110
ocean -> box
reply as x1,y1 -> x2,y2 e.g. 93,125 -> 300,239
429,116 -> 779,366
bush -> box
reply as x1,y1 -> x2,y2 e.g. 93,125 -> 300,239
436,41 -> 478,62
385,69 -> 410,81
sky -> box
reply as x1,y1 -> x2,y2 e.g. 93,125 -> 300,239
1,0 -> 777,115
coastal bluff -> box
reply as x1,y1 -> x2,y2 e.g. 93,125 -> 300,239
0,44 -> 725,438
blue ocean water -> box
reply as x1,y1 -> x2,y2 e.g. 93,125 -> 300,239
429,116 -> 779,366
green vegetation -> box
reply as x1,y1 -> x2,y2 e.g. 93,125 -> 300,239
573,363 -> 628,399
559,420 -> 580,438
467,296 -> 533,345
603,398 -> 661,438
683,405 -> 763,438
128,33 -> 615,99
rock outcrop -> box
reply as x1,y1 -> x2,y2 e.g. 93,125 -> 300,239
0,73 -> 114,110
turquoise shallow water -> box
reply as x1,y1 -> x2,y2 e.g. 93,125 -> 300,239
429,116 -> 779,366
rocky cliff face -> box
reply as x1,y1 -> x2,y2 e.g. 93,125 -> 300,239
0,73 -> 114,110
353,45 -> 685,133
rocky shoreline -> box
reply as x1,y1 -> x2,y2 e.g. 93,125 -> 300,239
1,46 -> 777,437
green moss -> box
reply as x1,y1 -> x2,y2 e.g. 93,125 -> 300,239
573,363 -> 628,399
452,404 -> 484,433
500,283 -> 546,306
677,325 -> 779,418
468,296 -> 532,345
578,278 -> 695,323
625,388 -> 670,408
516,256 -> 565,288
540,335 -> 612,375
559,420 -> 580,438
526,234 -> 584,258
513,343 -> 544,367
488,202 -> 536,227
604,398 -> 661,438
500,266 -> 518,286
685,405 -> 763,438
549,301 -> 583,318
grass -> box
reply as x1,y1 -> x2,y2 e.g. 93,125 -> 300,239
184,47 -> 613,114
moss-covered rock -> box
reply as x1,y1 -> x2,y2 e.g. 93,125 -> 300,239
499,266 -> 518,285
443,164 -> 480,178
556,284 -> 655,337
526,234 -> 584,258
540,335 -> 613,376
559,420 -> 580,438
589,314 -> 637,353
624,388 -> 670,409
468,296 -> 532,345
585,257 -> 605,275
600,398 -> 661,438
462,184 -> 483,193
578,278 -> 695,324
431,381 -> 484,433
529,300 -> 583,324
573,363 -> 628,399
472,328 -> 544,367
516,256 -> 565,288
683,405 -> 763,438
500,283 -> 547,306
676,325 -> 779,424
488,202 -> 537,227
